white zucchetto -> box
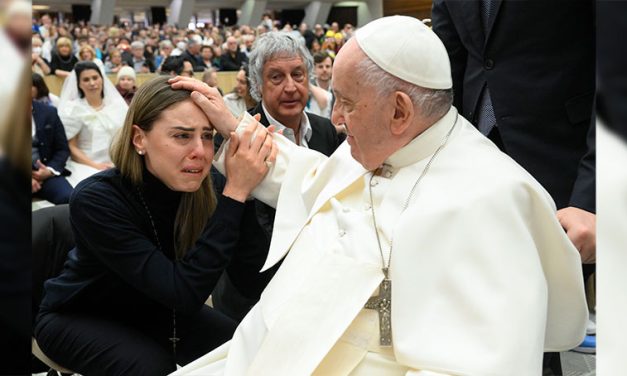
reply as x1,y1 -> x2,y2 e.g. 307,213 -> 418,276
355,16 -> 453,90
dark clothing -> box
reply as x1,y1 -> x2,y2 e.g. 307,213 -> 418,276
0,160 -> 31,375
432,0 -> 595,213
116,84 -> 137,105
35,305 -> 235,375
180,49 -> 205,72
32,101 -> 72,204
219,50 -> 248,72
49,52 -> 78,75
211,104 -> 341,321
35,168 -> 243,373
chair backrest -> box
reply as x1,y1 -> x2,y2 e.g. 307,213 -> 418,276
31,204 -> 74,323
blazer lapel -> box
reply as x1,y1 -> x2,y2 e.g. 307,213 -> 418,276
458,0 -> 485,51
484,0 -> 503,48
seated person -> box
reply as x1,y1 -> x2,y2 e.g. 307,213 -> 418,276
115,66 -> 137,105
161,55 -> 194,78
34,76 -> 277,375
58,61 -> 128,186
222,65 -> 256,117
49,37 -> 78,79
31,100 -> 72,205
32,72 -> 59,107
170,16 -> 588,375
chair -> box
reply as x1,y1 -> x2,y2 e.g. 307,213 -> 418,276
32,204 -> 76,375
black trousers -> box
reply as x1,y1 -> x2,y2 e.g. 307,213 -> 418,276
34,305 -> 237,376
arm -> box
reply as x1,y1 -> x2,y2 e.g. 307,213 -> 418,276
309,84 -> 329,112
68,137 -> 112,170
70,186 -> 247,313
45,108 -> 71,172
32,55 -> 51,75
557,117 -> 596,263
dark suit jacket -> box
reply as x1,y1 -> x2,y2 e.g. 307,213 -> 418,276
215,103 -> 341,300
32,101 -> 70,174
180,49 -> 204,72
432,0 -> 595,212
219,51 -> 249,72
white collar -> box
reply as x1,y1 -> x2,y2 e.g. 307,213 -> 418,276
261,102 -> 313,147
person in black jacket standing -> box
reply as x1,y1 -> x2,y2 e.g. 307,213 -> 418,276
31,100 -> 73,204
34,76 -> 277,375
432,0 -> 596,371
211,31 -> 343,321
220,36 -> 249,71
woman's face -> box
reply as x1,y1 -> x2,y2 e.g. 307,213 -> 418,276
133,99 -> 215,192
58,44 -> 71,57
111,53 -> 121,64
80,50 -> 93,60
78,69 -> 103,98
118,76 -> 135,90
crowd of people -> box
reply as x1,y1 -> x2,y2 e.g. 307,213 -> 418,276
25,4 -> 597,376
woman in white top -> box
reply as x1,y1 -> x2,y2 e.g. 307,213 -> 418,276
58,61 -> 128,186
222,66 -> 257,117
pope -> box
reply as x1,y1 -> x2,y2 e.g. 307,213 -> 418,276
170,16 -> 587,376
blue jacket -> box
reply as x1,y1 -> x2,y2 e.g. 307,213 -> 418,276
32,101 -> 70,174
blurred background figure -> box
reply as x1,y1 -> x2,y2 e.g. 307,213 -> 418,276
58,61 -> 128,185
32,35 -> 51,76
222,65 -> 256,117
50,36 -> 78,78
201,67 -> 223,95
32,72 -> 59,107
0,1 -> 31,372
115,66 -> 137,105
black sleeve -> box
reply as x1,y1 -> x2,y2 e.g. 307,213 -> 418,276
49,54 -> 59,75
70,185 -> 246,313
569,115 -> 596,213
432,0 -> 468,109
46,107 -> 71,172
220,54 -> 240,71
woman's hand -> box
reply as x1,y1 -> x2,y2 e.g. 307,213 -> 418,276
169,76 -> 238,137
222,121 -> 278,202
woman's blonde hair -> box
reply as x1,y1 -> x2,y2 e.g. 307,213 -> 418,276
56,36 -> 72,48
110,76 -> 217,258
79,44 -> 96,60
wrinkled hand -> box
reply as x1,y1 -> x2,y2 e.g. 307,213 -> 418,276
32,160 -> 53,181
222,121 -> 278,202
557,207 -> 596,264
169,76 -> 238,137
32,178 -> 42,193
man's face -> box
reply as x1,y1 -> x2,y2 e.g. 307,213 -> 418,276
261,55 -> 309,125
132,46 -> 144,59
226,38 -> 238,53
332,41 -> 394,170
314,57 -> 333,83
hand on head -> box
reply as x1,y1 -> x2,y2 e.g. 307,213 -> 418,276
222,119 -> 278,203
168,76 -> 238,137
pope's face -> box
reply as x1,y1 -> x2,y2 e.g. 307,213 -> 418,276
332,41 -> 394,170
133,99 -> 214,192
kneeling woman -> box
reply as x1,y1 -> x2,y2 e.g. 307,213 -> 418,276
34,76 -> 276,375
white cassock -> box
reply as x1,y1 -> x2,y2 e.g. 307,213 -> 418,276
172,108 -> 587,375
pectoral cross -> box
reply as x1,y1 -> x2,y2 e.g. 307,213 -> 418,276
364,277 -> 392,346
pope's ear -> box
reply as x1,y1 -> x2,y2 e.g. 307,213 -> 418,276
132,125 -> 146,150
390,91 -> 414,135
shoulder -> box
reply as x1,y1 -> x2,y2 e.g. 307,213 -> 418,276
70,169 -> 130,210
306,112 -> 335,133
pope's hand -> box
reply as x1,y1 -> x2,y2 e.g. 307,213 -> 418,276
169,76 -> 238,138
556,206 -> 596,264
222,121 -> 278,202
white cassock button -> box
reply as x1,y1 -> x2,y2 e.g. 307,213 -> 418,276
339,229 -> 346,237
384,170 -> 393,178
370,179 -> 379,187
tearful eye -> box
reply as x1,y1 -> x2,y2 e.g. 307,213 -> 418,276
174,133 -> 191,139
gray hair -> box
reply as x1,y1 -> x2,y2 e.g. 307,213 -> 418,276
248,31 -> 313,102
131,41 -> 145,49
159,40 -> 173,49
355,56 -> 453,119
